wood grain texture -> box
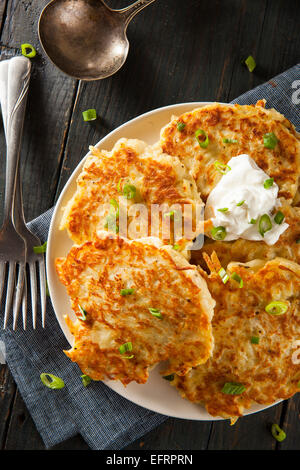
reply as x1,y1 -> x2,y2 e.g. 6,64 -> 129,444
0,0 -> 299,450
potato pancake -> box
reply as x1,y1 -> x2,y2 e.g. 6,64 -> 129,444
60,138 -> 203,249
55,232 -> 215,386
160,101 -> 300,203
173,255 -> 300,421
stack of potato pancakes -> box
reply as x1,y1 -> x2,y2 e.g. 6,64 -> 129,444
56,101 -> 300,423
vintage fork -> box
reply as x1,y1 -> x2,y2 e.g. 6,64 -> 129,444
0,57 -> 46,329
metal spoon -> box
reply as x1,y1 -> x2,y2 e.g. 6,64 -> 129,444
38,0 -> 157,81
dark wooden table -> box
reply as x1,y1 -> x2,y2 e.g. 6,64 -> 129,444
0,0 -> 299,451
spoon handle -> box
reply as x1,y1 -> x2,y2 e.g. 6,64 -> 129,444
121,0 -> 157,25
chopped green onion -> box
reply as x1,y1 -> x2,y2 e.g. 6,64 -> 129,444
177,122 -> 186,132
222,382 -> 246,395
120,288 -> 135,296
236,200 -> 245,207
244,55 -> 256,72
123,183 -> 136,200
33,241 -> 47,254
214,160 -> 231,175
274,211 -> 284,225
264,178 -> 274,189
163,374 -> 174,381
218,268 -> 229,284
173,244 -> 180,250
231,272 -> 243,288
223,138 -> 238,144
249,218 -> 257,224
265,301 -> 288,316
21,43 -> 36,58
250,336 -> 260,344
78,304 -> 87,321
40,373 -> 65,390
104,199 -> 119,233
263,132 -> 278,149
195,129 -> 209,148
82,109 -> 97,122
149,308 -> 163,319
81,375 -> 92,387
217,208 -> 229,213
271,424 -> 286,442
259,214 -> 272,237
121,355 -> 134,359
211,226 -> 227,241
119,342 -> 133,354
117,178 -> 123,193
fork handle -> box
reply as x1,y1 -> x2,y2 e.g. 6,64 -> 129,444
0,57 -> 31,224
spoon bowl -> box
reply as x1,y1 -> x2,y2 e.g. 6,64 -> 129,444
38,0 -> 156,81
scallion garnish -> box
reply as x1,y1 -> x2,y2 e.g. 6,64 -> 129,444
223,138 -> 238,144
258,214 -> 272,237
218,268 -> 229,284
244,55 -> 256,72
236,200 -> 245,207
231,272 -> 243,288
177,122 -> 186,132
195,129 -> 209,148
264,178 -> 274,189
274,211 -> 284,225
249,218 -> 257,224
119,342 -> 134,359
173,244 -> 180,250
78,304 -> 87,321
211,226 -> 227,241
149,308 -> 163,319
33,241 -> 47,254
265,301 -> 288,316
82,109 -> 97,121
222,382 -> 246,395
214,160 -> 231,174
81,375 -> 92,387
217,208 -> 229,213
123,183 -> 136,200
40,373 -> 65,390
263,132 -> 278,149
250,336 -> 260,344
21,43 -> 36,58
121,288 -> 135,296
271,424 -> 286,442
163,374 -> 174,381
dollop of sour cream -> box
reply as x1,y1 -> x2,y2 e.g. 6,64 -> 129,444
205,154 -> 289,246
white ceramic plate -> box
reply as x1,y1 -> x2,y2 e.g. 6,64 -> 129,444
47,102 -> 279,420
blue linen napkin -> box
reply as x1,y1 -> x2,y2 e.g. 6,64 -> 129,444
0,63 -> 299,450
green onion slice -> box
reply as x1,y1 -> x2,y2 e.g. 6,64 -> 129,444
274,211 -> 284,225
121,288 -> 135,296
231,272 -> 243,288
223,138 -> 238,144
78,304 -> 87,321
195,129 -> 209,148
40,373 -> 65,390
271,424 -> 286,442
149,308 -> 163,319
222,382 -> 246,395
263,132 -> 278,149
259,214 -> 272,237
214,160 -> 231,174
119,342 -> 133,354
218,268 -> 229,284
121,355 -> 135,359
244,55 -> 256,72
249,218 -> 257,224
217,208 -> 229,213
21,43 -> 36,58
33,241 -> 47,254
173,244 -> 180,250
82,109 -> 97,121
211,226 -> 227,241
250,336 -> 259,344
81,375 -> 92,387
163,374 -> 175,381
264,177 -> 274,189
177,122 -> 186,132
265,301 -> 288,316
123,183 -> 136,200
236,200 -> 245,207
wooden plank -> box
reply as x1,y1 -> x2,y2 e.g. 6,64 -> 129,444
0,366 -> 16,449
